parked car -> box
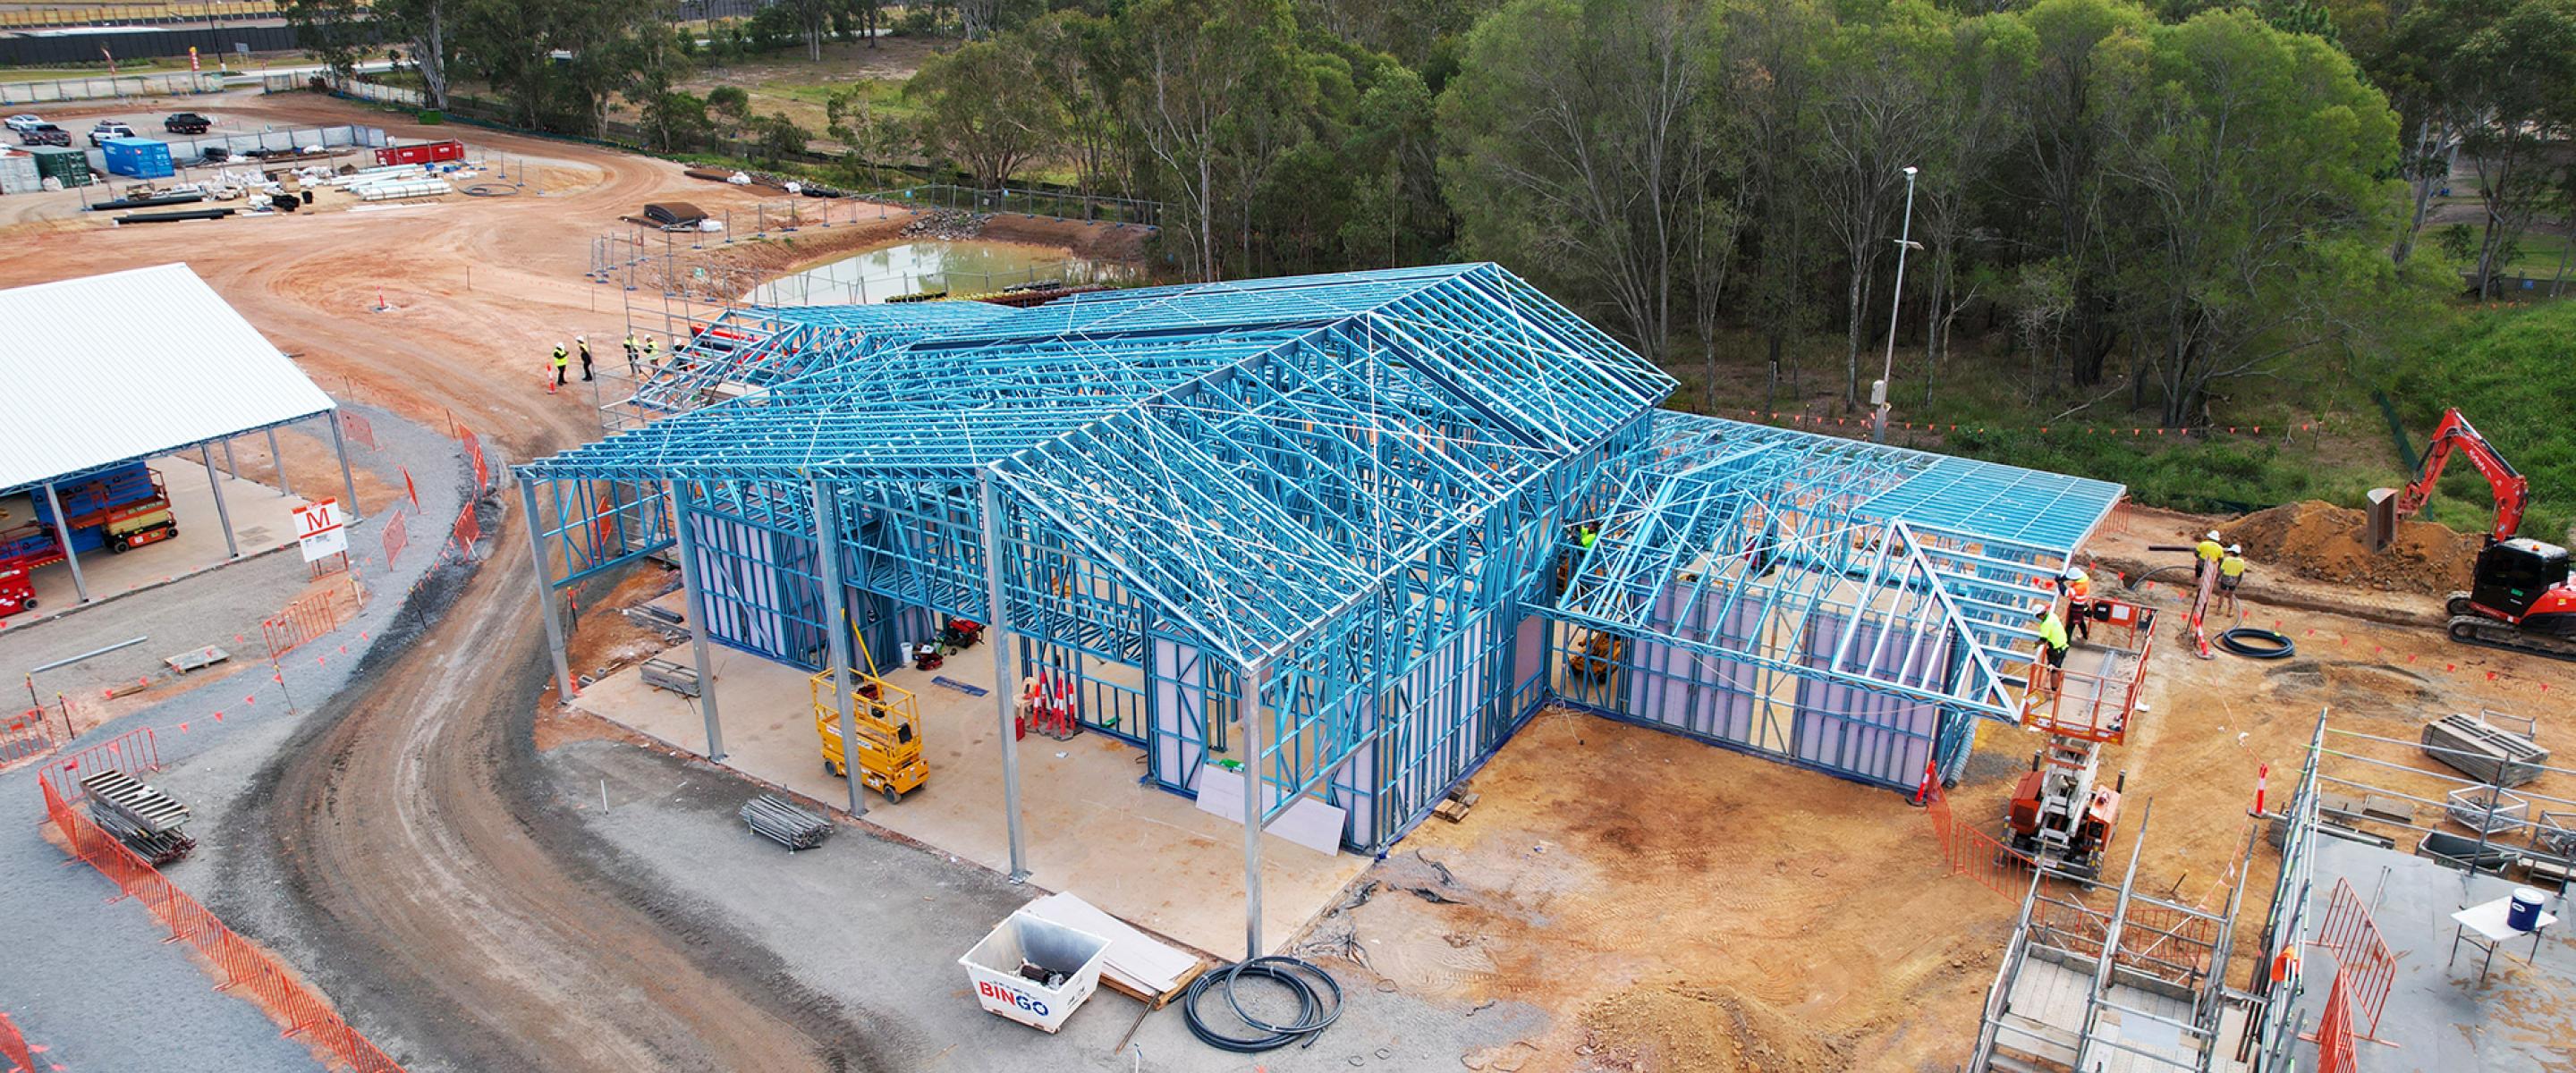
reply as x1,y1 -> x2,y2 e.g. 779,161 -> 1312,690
17,123 -> 70,148
87,120 -> 135,147
162,113 -> 210,135
4,114 -> 42,133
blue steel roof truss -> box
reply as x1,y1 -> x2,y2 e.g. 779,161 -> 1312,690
521,264 -> 2114,827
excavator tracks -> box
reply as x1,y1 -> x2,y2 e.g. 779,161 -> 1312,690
2446,613 -> 2576,663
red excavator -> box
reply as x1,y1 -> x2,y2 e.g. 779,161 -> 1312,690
2374,408 -> 2576,660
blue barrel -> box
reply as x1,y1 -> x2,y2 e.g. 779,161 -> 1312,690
2510,888 -> 2545,932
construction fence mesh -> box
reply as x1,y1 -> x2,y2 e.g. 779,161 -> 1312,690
2310,877 -> 2396,1040
1923,782 -> 2039,900
0,1009 -> 33,1073
40,778 -> 407,1072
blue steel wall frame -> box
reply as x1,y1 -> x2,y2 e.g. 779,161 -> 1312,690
517,263 -> 2120,863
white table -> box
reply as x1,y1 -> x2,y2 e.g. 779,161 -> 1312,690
2450,897 -> 2558,983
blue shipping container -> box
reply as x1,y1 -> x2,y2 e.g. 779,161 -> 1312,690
101,137 -> 174,179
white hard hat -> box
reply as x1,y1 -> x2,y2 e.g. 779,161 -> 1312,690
2227,544 -> 2242,554
2062,567 -> 2089,582
2206,530 -> 2222,541
577,334 -> 587,342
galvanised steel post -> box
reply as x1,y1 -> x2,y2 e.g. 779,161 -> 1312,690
809,477 -> 866,817
669,481 -> 725,762
979,470 -> 1030,882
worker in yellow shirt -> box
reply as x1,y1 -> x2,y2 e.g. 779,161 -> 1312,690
2194,529 -> 2224,582
550,342 -> 569,387
2034,604 -> 2071,693
623,334 -> 640,375
2218,545 -> 2250,618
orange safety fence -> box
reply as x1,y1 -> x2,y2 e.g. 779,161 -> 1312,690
2,708 -> 57,766
2311,877 -> 2396,1040
37,726 -> 160,805
2313,968 -> 2359,1073
1923,780 -> 2038,900
340,411 -> 377,452
39,780 -> 406,1073
262,587 -> 358,663
0,1009 -> 35,1073
458,427 -> 489,493
380,508 -> 410,569
450,501 -> 481,559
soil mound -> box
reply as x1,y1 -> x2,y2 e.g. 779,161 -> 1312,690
2220,500 -> 2480,596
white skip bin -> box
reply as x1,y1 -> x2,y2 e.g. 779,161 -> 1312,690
959,909 -> 1112,1033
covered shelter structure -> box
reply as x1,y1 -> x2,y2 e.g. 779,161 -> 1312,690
0,264 -> 361,616
515,263 -> 2124,957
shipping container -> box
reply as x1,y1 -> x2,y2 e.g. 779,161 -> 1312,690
373,139 -> 465,167
0,150 -> 38,196
26,145 -> 91,188
102,137 -> 174,180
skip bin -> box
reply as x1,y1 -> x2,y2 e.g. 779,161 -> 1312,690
958,909 -> 1110,1033
102,137 -> 173,179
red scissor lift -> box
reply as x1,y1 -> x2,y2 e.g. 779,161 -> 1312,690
2,464 -> 177,621
2008,596 -> 2157,880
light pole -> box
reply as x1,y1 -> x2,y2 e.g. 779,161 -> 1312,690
1873,165 -> 1920,444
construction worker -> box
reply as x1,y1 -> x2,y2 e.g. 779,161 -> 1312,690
2218,544 -> 2250,618
623,333 -> 640,375
2058,566 -> 2093,643
2034,604 -> 2071,694
1579,524 -> 1598,550
550,342 -> 569,386
2194,529 -> 2224,582
575,335 -> 595,382
642,334 -> 661,368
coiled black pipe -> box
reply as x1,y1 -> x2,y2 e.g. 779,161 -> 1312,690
2218,627 -> 2295,659
1181,956 -> 1343,1052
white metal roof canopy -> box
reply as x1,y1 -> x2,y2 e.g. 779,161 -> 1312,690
0,263 -> 337,494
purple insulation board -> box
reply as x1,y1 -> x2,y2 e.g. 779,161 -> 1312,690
1626,582 -> 1765,746
1792,612 -> 1948,787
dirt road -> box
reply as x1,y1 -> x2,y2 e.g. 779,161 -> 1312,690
0,91 -> 918,1070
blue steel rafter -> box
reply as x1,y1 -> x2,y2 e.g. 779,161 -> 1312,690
518,262 -> 2122,852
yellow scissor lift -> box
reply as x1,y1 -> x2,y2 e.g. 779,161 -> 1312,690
811,632 -> 929,803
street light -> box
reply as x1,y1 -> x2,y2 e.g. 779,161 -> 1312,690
1872,165 -> 1920,444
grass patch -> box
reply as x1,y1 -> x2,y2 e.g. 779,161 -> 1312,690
2385,300 -> 2576,541
756,75 -> 919,119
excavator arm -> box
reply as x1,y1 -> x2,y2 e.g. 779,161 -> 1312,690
2394,408 -> 2528,543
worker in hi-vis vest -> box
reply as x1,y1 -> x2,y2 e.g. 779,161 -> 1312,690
2034,604 -> 2070,693
623,334 -> 640,375
551,342 -> 569,386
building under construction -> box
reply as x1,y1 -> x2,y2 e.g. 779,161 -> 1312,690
514,263 -> 2124,953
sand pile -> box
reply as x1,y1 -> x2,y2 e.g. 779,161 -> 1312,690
2219,500 -> 2481,596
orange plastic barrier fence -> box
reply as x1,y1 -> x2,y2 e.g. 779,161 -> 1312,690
0,1009 -> 35,1073
1923,782 -> 2038,900
458,427 -> 489,492
40,780 -> 405,1072
2311,877 -> 2396,1040
340,411 -> 377,452
37,726 -> 159,804
1,708 -> 57,766
450,501 -> 480,558
261,588 -> 352,662
2314,969 -> 2359,1073
380,508 -> 410,568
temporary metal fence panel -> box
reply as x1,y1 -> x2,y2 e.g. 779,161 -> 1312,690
0,71 -> 223,106
380,506 -> 409,567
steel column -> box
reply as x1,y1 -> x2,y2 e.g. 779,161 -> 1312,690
266,427 -> 292,497
520,480 -> 577,701
810,477 -> 866,817
1241,659 -> 1268,959
669,481 -> 725,762
329,410 -> 361,521
979,471 -> 1030,881
39,481 -> 88,603
199,444 -> 238,559
220,436 -> 240,479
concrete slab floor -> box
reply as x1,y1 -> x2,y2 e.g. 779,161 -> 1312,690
0,453 -> 311,629
570,634 -> 1371,959
2296,835 -> 2576,1071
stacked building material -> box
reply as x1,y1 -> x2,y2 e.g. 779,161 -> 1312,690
2422,713 -> 2548,787
2445,785 -> 2530,835
740,794 -> 831,849
80,767 -> 196,863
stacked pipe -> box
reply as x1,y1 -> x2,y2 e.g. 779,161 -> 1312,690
741,794 -> 832,849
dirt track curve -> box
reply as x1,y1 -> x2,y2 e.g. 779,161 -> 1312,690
0,91 -> 908,1071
